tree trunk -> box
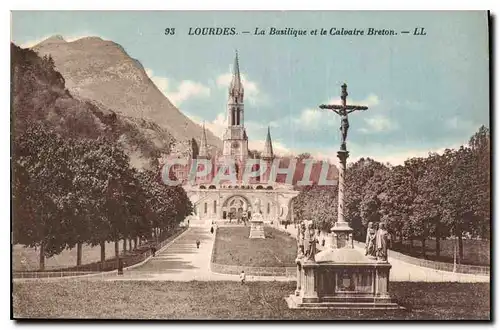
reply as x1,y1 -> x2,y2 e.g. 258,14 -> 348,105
133,237 -> 137,250
409,239 -> 414,249
114,240 -> 120,269
458,235 -> 463,264
100,241 -> 105,267
436,235 -> 440,258
421,238 -> 426,258
76,242 -> 82,267
115,240 -> 119,258
123,239 -> 127,253
39,241 -> 45,271
455,225 -> 463,264
129,238 -> 132,251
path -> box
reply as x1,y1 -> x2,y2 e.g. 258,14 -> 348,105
15,225 -> 489,283
99,227 -> 291,282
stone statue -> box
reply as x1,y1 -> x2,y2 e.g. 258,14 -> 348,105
304,223 -> 317,262
376,222 -> 390,262
253,198 -> 262,214
365,222 -> 377,259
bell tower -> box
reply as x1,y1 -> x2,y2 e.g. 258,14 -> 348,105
223,50 -> 249,162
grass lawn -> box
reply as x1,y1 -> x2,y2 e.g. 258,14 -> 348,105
12,240 -> 129,271
392,239 -> 490,266
12,280 -> 490,320
212,227 -> 296,267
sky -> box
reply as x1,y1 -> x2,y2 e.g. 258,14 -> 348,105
11,11 -> 490,165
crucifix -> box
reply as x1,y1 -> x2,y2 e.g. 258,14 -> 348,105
318,83 -> 369,248
319,83 -> 368,151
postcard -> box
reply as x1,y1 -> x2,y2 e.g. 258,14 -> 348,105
11,10 -> 490,320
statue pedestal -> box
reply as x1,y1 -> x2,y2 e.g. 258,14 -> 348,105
249,214 -> 265,239
329,221 -> 354,249
286,249 -> 402,310
287,224 -> 402,310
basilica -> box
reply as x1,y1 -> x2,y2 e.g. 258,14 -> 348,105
161,52 -> 299,226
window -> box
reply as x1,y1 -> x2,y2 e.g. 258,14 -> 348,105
213,200 -> 217,213
267,203 -> 270,214
204,202 -> 207,214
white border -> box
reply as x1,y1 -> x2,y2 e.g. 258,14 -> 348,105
3,1 -> 498,329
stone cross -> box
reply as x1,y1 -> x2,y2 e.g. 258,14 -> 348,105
319,84 -> 369,229
319,83 -> 368,151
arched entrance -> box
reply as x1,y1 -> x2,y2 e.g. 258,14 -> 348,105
222,195 -> 251,224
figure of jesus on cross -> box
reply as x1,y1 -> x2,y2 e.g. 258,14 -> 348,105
319,83 -> 369,151
319,83 -> 370,237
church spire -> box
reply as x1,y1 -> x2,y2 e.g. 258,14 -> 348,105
198,121 -> 209,159
262,126 -> 274,159
229,50 -> 244,102
234,50 -> 241,80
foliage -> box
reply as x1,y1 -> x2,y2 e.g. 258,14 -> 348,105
293,128 -> 491,257
12,123 -> 193,268
11,44 -> 193,269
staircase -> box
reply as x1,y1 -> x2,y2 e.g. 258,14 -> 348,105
185,216 -> 210,227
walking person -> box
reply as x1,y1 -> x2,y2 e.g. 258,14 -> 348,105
240,270 -> 246,284
210,226 -> 214,234
196,239 -> 200,249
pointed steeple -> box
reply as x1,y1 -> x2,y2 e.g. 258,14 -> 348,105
262,126 -> 274,159
233,50 -> 241,81
229,50 -> 244,101
198,121 -> 209,159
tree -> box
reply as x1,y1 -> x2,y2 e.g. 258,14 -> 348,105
440,147 -> 477,263
75,138 -> 136,267
468,126 -> 490,239
344,158 -> 388,240
12,124 -> 76,270
379,165 -> 412,247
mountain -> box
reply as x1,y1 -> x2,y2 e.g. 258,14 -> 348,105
11,43 -> 175,169
31,36 -> 222,150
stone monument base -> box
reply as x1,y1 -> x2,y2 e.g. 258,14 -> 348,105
249,225 -> 265,239
249,214 -> 265,239
285,293 -> 401,310
286,249 -> 403,310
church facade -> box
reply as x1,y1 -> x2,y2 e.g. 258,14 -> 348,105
161,52 -> 299,226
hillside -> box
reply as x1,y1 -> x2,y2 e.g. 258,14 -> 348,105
11,43 -> 173,169
32,35 -> 222,150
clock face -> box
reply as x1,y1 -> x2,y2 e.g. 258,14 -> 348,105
232,142 -> 240,148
